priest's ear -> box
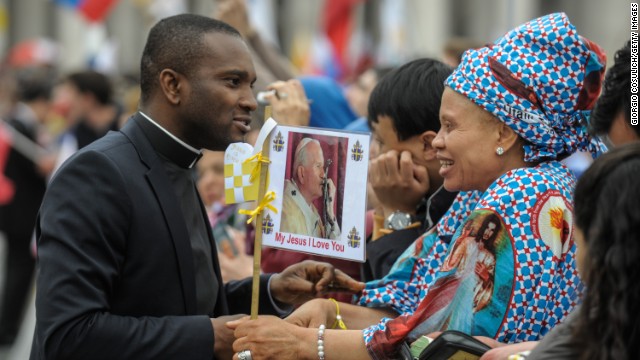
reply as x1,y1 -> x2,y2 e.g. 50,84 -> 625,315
159,69 -> 183,105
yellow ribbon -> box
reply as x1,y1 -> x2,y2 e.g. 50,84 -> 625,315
329,298 -> 348,330
239,191 -> 278,224
243,152 -> 271,183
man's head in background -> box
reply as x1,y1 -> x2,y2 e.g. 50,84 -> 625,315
368,58 -> 453,186
15,67 -> 55,123
55,70 -> 114,126
590,40 -> 639,147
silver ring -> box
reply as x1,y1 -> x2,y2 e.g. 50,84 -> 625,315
238,349 -> 253,360
277,91 -> 288,100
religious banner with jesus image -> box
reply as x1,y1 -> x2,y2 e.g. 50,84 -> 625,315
367,209 -> 515,354
262,126 -> 369,262
405,210 -> 514,338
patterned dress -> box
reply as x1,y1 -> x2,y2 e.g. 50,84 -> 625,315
358,162 -> 582,359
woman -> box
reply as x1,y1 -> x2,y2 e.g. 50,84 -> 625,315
228,13 -> 607,359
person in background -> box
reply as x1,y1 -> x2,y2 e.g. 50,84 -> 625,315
31,14 -> 363,360
343,66 -> 395,133
52,70 -> 122,171
227,13 -> 606,359
557,40 -> 638,179
590,40 -> 638,146
363,58 -> 458,282
0,67 -> 54,347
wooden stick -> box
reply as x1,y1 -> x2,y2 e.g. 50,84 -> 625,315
250,106 -> 272,319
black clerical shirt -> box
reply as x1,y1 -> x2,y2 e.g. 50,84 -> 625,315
138,112 -> 218,316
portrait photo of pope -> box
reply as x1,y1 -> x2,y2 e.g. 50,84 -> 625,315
280,133 -> 348,240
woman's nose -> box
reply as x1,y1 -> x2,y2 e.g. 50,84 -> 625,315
432,130 -> 444,149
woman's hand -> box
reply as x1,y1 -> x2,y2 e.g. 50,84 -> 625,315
228,316 -> 316,360
285,298 -> 334,328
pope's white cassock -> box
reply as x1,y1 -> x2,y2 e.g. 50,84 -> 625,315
280,179 -> 340,240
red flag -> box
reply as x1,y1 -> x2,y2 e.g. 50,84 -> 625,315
322,0 -> 362,80
78,0 -> 118,23
0,123 -> 14,205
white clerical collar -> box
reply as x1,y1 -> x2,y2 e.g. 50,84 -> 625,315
138,111 -> 202,168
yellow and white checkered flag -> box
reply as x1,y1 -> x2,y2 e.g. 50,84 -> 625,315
224,158 -> 259,203
223,118 -> 277,204
224,143 -> 261,204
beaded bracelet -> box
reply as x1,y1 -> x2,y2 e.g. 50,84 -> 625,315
317,324 -> 326,360
329,298 -> 347,330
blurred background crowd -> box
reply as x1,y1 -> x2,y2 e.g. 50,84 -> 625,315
0,0 -> 630,87
0,0 -> 630,135
0,0 -> 633,359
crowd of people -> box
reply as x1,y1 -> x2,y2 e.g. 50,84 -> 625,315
0,1 -> 637,359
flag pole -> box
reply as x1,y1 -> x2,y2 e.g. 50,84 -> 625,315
250,107 -> 271,319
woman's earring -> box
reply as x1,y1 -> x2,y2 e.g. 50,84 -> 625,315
496,147 -> 505,156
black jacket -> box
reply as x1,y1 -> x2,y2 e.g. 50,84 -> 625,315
31,114 -> 276,360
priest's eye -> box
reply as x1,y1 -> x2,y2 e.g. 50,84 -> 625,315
226,78 -> 241,87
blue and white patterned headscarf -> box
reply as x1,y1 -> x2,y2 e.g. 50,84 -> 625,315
446,12 -> 607,162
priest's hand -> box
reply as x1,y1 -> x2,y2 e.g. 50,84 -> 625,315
269,260 -> 365,305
